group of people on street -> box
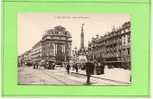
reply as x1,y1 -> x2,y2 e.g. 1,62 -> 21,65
33,62 -> 39,69
73,63 -> 79,72
85,61 -> 105,84
65,62 -> 79,74
65,60 -> 105,85
33,61 -> 56,70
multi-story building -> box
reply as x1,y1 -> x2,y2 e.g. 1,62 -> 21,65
120,22 -> 131,68
18,49 -> 32,66
41,26 -> 72,64
18,26 -> 72,66
88,21 -> 131,69
31,41 -> 42,64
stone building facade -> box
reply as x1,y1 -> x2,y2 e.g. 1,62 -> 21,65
18,49 -> 32,66
88,21 -> 131,69
30,41 -> 42,64
41,26 -> 72,64
18,26 -> 72,66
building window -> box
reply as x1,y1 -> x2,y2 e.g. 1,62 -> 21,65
128,35 -> 130,43
128,48 -> 130,55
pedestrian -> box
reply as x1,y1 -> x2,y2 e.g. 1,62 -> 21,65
66,63 -> 71,74
85,60 -> 94,84
33,62 -> 36,69
48,63 -> 52,69
36,63 -> 39,69
52,63 -> 55,69
101,63 -> 105,74
96,62 -> 101,75
72,63 -> 75,71
75,63 -> 78,72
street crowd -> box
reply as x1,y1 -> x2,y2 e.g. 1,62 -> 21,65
65,61 -> 105,84
27,60 -> 105,85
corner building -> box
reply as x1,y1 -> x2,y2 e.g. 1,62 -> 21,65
41,26 -> 72,64
88,21 -> 131,69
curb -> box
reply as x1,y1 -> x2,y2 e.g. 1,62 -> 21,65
71,71 -> 131,84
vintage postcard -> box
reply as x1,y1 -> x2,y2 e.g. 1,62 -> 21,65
18,13 -> 131,85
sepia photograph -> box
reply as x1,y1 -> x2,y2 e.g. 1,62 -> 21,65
17,13 -> 131,85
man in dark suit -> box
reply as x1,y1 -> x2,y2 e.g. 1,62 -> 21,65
85,61 -> 94,84
75,63 -> 78,72
66,63 -> 71,74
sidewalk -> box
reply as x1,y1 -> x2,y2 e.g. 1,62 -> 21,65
57,67 -> 131,84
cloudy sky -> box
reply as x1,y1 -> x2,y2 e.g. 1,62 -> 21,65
18,13 -> 130,55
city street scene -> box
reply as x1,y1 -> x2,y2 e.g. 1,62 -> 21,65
18,13 -> 131,85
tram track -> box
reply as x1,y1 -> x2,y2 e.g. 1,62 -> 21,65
38,69 -> 83,85
36,68 -> 130,85
38,69 -> 68,85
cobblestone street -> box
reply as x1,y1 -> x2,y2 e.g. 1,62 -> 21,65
18,66 -> 130,85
